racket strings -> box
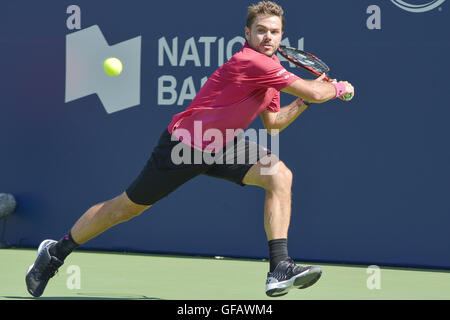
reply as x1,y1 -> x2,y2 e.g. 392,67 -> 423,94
279,46 -> 330,75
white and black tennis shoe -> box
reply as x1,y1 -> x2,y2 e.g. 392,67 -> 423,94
265,258 -> 322,297
25,239 -> 63,297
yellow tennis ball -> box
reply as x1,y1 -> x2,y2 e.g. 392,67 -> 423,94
103,57 -> 123,76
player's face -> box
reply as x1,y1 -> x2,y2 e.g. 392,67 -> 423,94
245,14 -> 283,57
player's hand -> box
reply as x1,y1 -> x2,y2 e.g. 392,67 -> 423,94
338,81 -> 354,101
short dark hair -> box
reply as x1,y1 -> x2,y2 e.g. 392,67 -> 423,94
246,1 -> 285,31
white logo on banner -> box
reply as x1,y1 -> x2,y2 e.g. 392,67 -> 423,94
390,0 -> 446,13
65,6 -> 142,114
366,5 -> 381,29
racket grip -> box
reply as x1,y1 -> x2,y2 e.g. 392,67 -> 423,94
343,93 -> 352,100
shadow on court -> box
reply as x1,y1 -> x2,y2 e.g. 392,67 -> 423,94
2,293 -> 163,300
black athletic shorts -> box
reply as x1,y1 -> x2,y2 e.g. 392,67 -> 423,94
125,129 -> 272,205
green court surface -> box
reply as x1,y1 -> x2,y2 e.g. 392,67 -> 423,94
1,248 -> 449,300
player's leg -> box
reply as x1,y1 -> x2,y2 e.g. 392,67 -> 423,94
25,192 -> 150,298
70,192 -> 150,245
205,138 -> 322,297
204,141 -> 292,253
241,156 -> 292,241
26,129 -> 207,297
241,156 -> 322,296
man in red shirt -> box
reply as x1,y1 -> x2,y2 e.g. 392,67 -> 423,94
26,1 -> 354,298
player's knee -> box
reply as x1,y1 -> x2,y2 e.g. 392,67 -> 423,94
109,193 -> 149,224
114,207 -> 141,223
275,162 -> 293,189
264,161 -> 293,192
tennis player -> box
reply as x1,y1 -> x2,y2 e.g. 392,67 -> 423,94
26,1 -> 354,298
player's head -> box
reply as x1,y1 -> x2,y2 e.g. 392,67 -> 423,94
245,1 -> 284,57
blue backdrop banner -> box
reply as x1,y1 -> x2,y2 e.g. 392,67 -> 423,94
1,0 -> 449,269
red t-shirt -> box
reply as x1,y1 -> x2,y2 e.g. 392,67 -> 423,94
168,41 -> 300,151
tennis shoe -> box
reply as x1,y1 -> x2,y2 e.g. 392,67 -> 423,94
26,239 -> 63,297
265,257 -> 322,297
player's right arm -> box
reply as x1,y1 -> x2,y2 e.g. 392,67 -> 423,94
281,76 -> 354,103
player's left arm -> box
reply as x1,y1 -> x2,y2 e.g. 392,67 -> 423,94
261,73 -> 330,135
260,98 -> 309,136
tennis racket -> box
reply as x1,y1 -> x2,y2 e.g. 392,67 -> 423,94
277,45 -> 353,100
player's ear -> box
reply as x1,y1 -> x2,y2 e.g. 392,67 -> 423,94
245,26 -> 250,41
